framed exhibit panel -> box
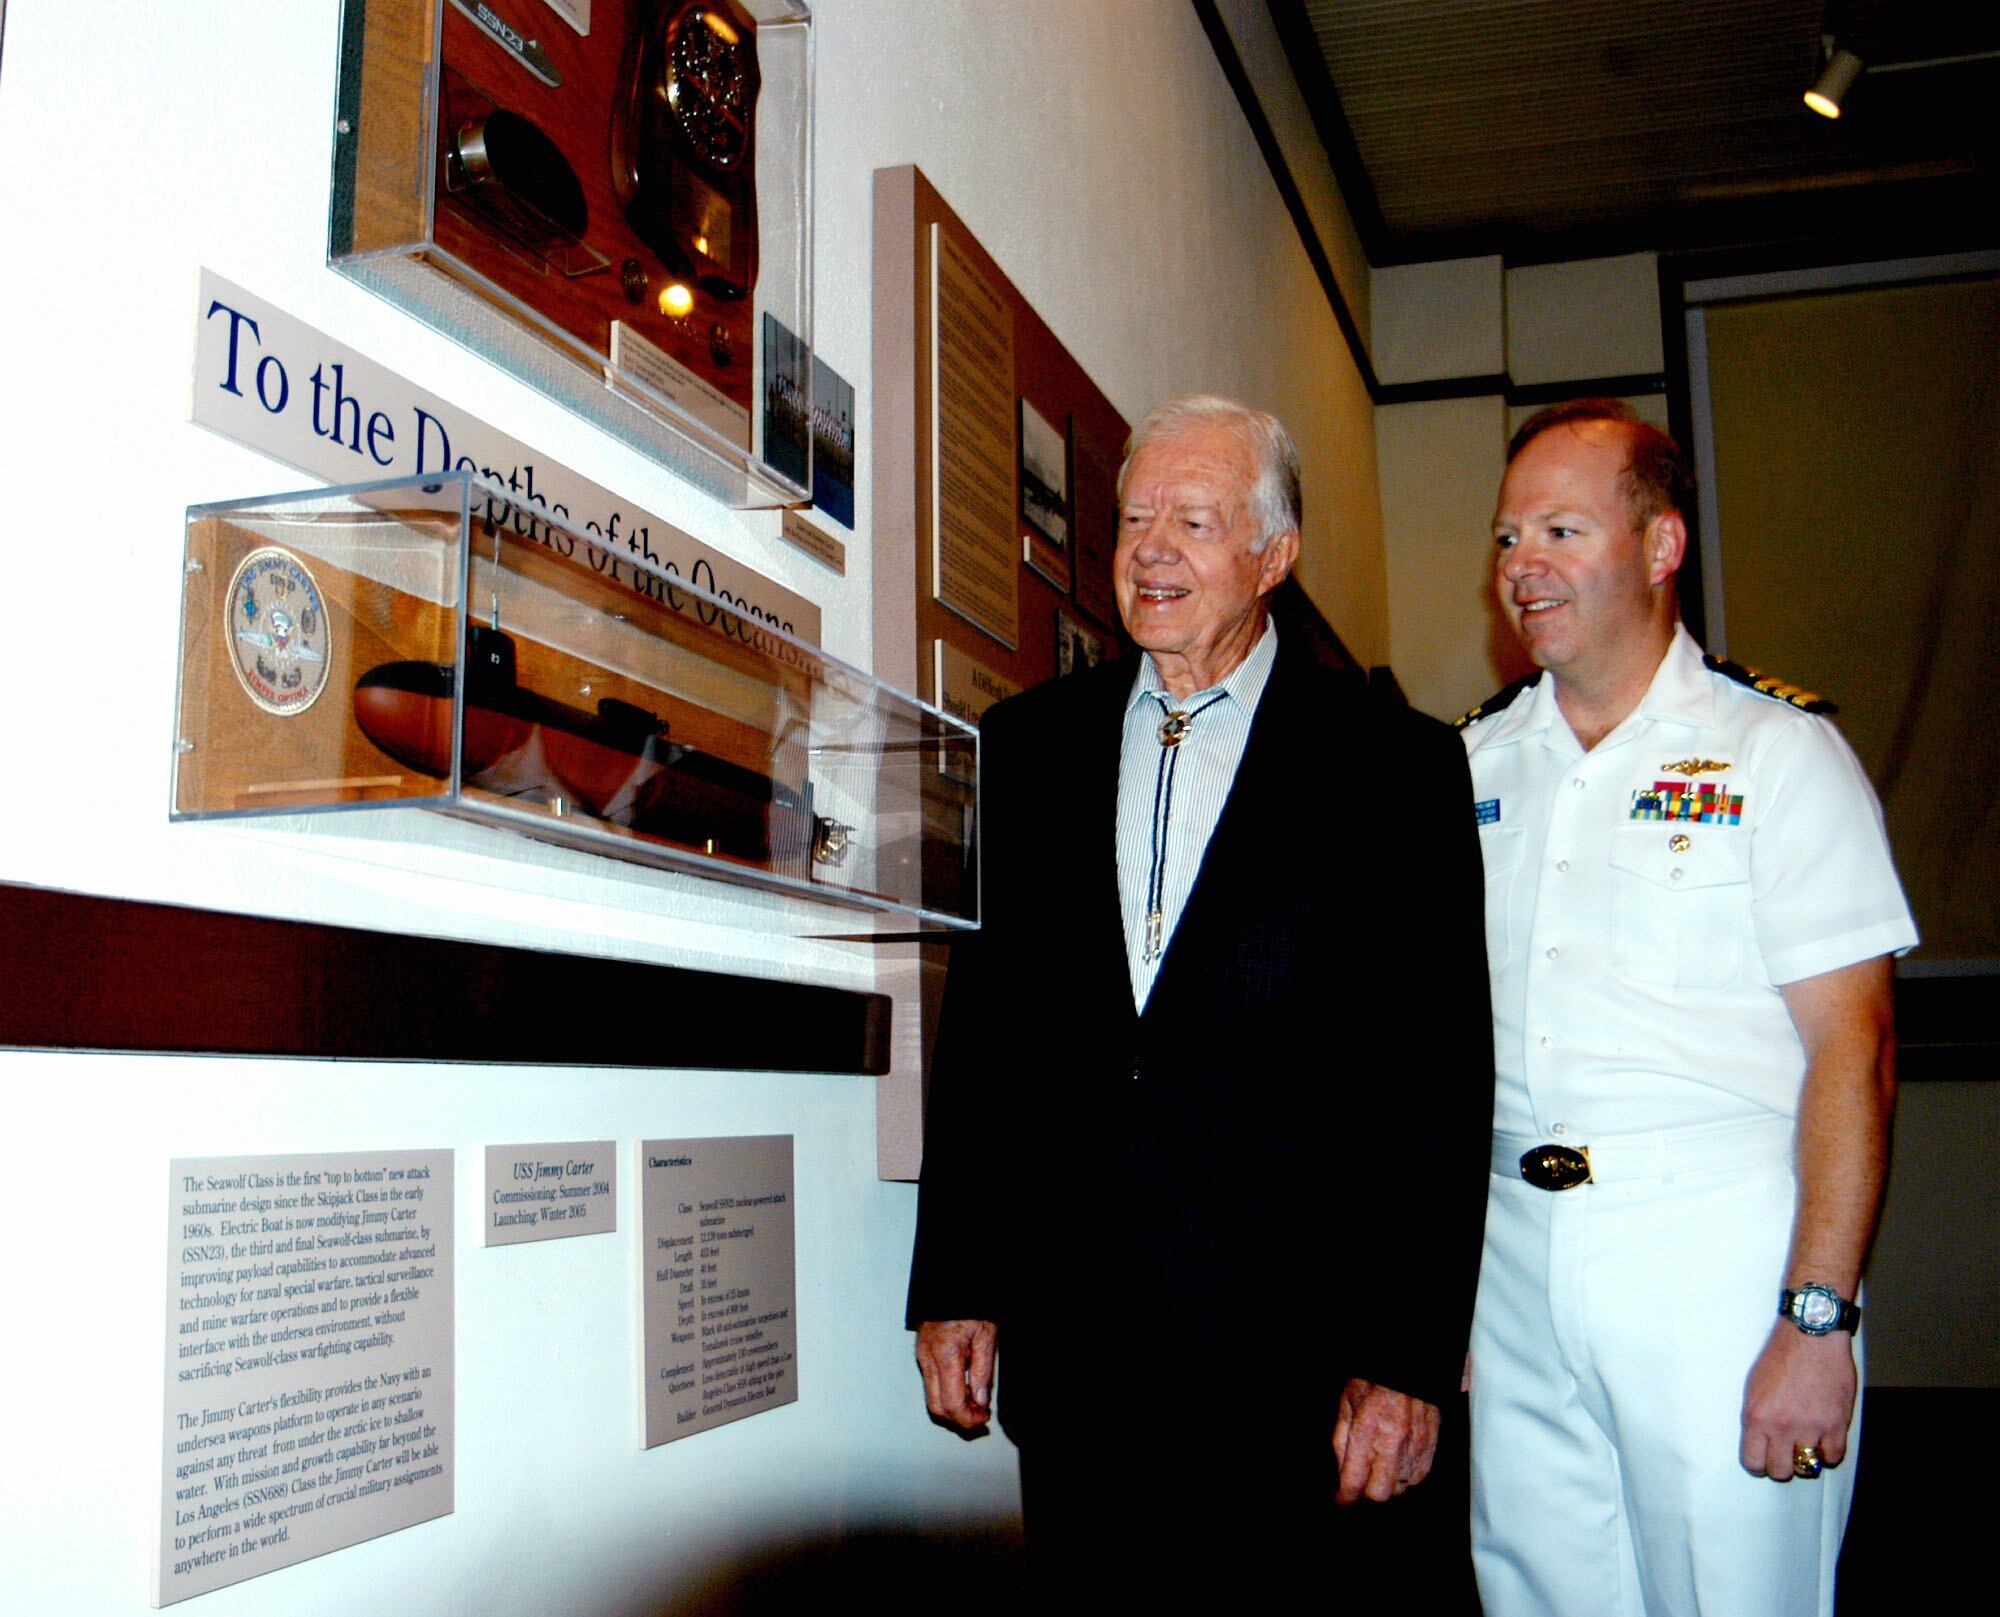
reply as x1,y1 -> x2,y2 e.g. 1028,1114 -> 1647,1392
330,0 -> 814,507
173,471 -> 977,931
869,165 -> 1130,1178
871,165 -> 1130,723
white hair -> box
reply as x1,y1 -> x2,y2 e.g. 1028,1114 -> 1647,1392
1116,394 -> 1303,553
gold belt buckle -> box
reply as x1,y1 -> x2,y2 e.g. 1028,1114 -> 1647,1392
1519,1143 -> 1592,1191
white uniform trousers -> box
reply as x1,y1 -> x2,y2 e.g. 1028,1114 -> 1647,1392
1471,1122 -> 1858,1617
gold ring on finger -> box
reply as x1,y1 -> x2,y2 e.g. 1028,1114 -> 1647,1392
1792,1445 -> 1823,1479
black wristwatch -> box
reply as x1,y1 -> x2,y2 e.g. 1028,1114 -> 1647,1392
1779,1284 -> 1861,1336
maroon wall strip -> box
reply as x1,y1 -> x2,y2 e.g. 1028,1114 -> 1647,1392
0,882 -> 889,1075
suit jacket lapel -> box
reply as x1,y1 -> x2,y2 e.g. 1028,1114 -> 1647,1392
1075,664 -> 1139,1033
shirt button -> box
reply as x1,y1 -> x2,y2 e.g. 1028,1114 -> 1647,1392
1572,778 -> 1587,790
1545,946 -> 1559,960
1540,1035 -> 1554,1048
1552,1123 -> 1568,1137
1670,868 -> 1684,882
1556,860 -> 1570,873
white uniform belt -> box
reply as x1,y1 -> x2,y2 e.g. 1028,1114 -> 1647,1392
1491,1115 -> 1795,1185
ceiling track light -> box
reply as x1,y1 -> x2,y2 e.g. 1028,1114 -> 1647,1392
1805,46 -> 1865,118
1805,35 -> 2000,120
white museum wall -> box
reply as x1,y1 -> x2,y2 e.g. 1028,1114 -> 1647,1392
0,1 -> 1376,1611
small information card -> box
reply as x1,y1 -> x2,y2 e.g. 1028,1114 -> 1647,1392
484,1142 -> 616,1247
159,1149 -> 453,1605
638,1135 -> 796,1447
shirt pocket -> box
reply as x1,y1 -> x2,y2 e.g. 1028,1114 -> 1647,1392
1478,824 -> 1525,973
1608,824 -> 1751,988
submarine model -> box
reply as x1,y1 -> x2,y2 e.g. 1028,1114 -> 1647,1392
352,623 -> 850,870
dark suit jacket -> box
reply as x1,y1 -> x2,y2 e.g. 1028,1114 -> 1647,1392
907,636 -> 1492,1460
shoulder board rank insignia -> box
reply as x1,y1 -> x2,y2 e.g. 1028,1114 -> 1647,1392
1455,671 -> 1542,730
1702,654 -> 1837,715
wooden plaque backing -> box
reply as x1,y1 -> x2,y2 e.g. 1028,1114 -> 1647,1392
869,166 -> 1132,1180
871,166 -> 1130,711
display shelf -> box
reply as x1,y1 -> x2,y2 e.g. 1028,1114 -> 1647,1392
175,472 -> 978,931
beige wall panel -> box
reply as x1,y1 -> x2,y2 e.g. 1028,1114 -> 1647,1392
1373,257 -> 1506,384
1378,395 -> 1522,721
1704,277 -> 2000,959
1507,252 -> 1663,383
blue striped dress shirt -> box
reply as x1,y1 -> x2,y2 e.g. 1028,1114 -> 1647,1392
1116,622 -> 1278,1009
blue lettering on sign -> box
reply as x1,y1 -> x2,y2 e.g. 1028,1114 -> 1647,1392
204,300 -> 260,397
412,407 -> 453,473
254,355 -> 289,414
1474,798 -> 1501,826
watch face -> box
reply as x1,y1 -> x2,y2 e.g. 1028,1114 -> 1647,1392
666,7 -> 753,171
1799,1290 -> 1841,1330
226,547 -> 332,716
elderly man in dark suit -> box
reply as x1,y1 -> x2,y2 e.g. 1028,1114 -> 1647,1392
906,395 -> 1493,1594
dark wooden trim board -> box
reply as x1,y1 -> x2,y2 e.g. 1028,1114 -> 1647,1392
0,881 -> 891,1074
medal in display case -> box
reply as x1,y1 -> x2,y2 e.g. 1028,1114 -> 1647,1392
174,472 -> 979,931
331,0 -> 814,507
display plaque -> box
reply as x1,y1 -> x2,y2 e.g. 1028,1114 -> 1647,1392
638,1135 -> 796,1446
931,639 -> 1020,730
485,1142 -> 616,1246
928,223 -> 1020,648
780,508 -> 847,575
159,1149 -> 453,1605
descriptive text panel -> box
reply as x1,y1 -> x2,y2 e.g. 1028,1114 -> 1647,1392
160,1149 -> 453,1605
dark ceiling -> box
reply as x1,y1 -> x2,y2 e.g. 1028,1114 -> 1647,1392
1269,0 -> 2000,265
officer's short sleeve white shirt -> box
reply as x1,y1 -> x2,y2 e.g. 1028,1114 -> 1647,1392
1462,625 -> 1917,1139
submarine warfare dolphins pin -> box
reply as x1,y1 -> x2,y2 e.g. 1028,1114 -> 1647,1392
226,547 -> 332,716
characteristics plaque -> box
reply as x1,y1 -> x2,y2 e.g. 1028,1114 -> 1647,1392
159,1150 -> 453,1605
638,1135 -> 796,1446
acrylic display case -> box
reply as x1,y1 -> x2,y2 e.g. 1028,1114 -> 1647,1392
330,0 -> 813,507
174,473 -> 978,930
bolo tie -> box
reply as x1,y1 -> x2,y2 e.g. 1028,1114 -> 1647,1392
1143,689 -> 1228,963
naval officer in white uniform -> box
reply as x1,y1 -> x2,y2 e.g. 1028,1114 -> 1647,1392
1460,400 -> 1916,1617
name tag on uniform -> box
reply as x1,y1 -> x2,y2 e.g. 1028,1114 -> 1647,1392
1474,798 -> 1501,826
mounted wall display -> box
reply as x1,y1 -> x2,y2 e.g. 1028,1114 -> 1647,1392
330,0 -> 814,508
870,165 -> 1132,1180
159,1149 -> 453,1605
173,471 -> 978,932
872,166 -> 1129,713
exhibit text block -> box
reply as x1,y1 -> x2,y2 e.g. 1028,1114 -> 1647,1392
159,1149 -> 453,1605
639,1135 -> 796,1446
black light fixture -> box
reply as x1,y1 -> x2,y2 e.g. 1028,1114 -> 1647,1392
1805,45 -> 1865,118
